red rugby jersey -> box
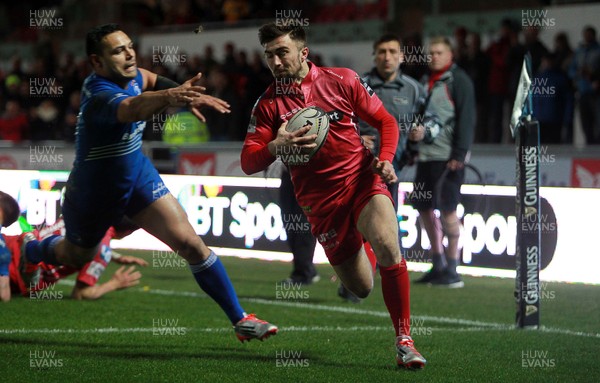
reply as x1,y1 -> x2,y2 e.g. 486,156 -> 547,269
242,63 -> 398,214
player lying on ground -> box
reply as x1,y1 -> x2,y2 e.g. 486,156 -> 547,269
241,22 -> 426,368
13,217 -> 145,301
0,204 -> 146,302
16,24 -> 276,341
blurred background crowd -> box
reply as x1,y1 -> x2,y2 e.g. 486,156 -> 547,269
0,0 -> 598,145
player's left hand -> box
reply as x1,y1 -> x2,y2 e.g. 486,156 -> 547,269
446,159 -> 464,171
188,94 -> 231,122
372,157 -> 398,183
111,266 -> 142,290
113,255 -> 149,267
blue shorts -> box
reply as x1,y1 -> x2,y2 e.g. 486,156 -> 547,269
62,155 -> 169,248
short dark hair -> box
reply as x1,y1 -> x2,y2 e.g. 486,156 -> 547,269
86,23 -> 121,56
0,191 -> 20,227
373,33 -> 402,53
258,22 -> 306,47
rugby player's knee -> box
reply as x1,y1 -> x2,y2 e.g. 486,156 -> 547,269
350,283 -> 373,299
345,276 -> 373,298
370,236 -> 401,266
170,234 -> 203,262
440,213 -> 460,239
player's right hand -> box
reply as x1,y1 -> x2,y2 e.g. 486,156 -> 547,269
372,157 -> 398,184
111,266 -> 142,290
268,121 -> 317,156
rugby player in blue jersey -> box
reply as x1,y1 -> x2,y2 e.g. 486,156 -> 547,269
20,24 -> 277,341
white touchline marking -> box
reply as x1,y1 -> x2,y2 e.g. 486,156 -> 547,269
0,325 -> 598,338
49,282 -> 599,339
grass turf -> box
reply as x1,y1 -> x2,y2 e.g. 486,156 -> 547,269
1,251 -> 599,383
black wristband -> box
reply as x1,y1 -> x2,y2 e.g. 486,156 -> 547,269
155,75 -> 180,90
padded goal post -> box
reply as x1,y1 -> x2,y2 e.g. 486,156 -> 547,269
511,53 -> 541,329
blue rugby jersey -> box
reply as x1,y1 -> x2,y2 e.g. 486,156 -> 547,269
71,70 -> 146,192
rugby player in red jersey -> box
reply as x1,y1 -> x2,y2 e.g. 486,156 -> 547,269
1,215 -> 146,302
241,22 -> 426,369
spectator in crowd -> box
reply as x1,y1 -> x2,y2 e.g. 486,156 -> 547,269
29,100 -> 60,141
222,42 -> 239,75
243,51 -> 273,119
205,66 -> 241,140
222,0 -> 250,23
554,32 -> 575,143
554,32 -> 574,74
523,27 -> 550,75
402,33 -> 428,82
463,32 -> 490,143
62,90 -> 80,142
453,26 -> 469,69
569,26 -> 600,144
56,52 -> 80,96
4,74 -> 22,103
162,0 -> 195,25
162,108 -> 211,144
8,56 -> 25,79
191,0 -> 222,22
532,53 -> 574,144
0,100 -> 28,142
202,45 -> 220,76
486,19 -> 513,143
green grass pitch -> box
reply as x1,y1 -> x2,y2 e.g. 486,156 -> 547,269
1,250 -> 599,382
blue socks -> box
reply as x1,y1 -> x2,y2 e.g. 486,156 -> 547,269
190,251 -> 245,324
25,235 -> 61,264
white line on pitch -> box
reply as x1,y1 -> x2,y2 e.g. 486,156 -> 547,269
144,288 -> 505,327
0,326 -> 517,335
51,282 -> 600,340
1,325 -> 597,338
141,288 -> 600,339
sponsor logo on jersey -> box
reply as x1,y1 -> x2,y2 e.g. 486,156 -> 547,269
326,110 -> 344,122
358,76 -> 375,97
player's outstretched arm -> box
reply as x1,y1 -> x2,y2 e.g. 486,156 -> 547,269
71,266 -> 141,300
137,70 -> 230,123
116,72 -> 207,123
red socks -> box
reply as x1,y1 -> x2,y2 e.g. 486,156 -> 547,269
379,258 -> 411,337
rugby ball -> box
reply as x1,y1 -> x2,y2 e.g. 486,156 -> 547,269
285,106 -> 330,159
